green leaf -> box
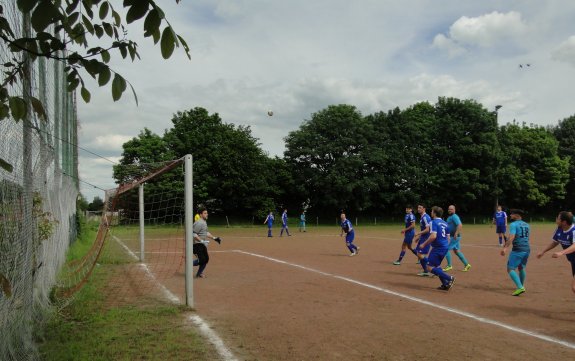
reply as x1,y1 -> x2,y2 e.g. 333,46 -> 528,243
81,86 -> 91,103
67,77 -> 80,92
17,0 -> 36,13
143,9 -> 161,37
99,1 -> 110,20
112,10 -> 121,26
98,67 -> 111,86
101,49 -> 111,63
152,28 -> 160,44
111,73 -> 126,101
94,24 -> 104,38
83,15 -> 94,34
31,1 -> 60,33
0,158 -> 14,173
103,22 -> 113,37
0,103 -> 9,119
126,1 -> 150,24
30,96 -> 47,121
8,96 -> 27,121
160,27 -> 175,59
65,0 -> 80,15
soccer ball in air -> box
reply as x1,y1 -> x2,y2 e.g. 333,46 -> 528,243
267,110 -> 274,116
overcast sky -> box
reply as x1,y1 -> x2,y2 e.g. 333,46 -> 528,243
77,0 -> 575,201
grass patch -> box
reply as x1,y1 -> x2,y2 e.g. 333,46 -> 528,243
39,222 -> 220,361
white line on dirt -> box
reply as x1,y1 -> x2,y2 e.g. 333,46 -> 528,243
111,236 -> 237,360
231,249 -> 575,351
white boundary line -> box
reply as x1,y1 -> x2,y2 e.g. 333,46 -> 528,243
111,235 -> 237,360
230,249 -> 575,351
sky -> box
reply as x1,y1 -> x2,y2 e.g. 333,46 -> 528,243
77,0 -> 575,202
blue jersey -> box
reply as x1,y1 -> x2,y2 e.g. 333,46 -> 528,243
552,225 -> 575,262
430,218 -> 449,249
282,212 -> 288,226
341,219 -> 353,234
265,214 -> 274,226
509,220 -> 530,252
404,213 -> 415,234
419,213 -> 432,240
446,214 -> 461,237
494,211 -> 507,226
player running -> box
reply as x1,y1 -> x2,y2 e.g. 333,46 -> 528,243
493,205 -> 508,247
264,211 -> 274,237
340,212 -> 360,256
500,209 -> 530,296
418,206 -> 455,291
280,209 -> 292,237
443,205 -> 471,272
537,211 -> 575,296
393,205 -> 418,265
413,204 -> 432,276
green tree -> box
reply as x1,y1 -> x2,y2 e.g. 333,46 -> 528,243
498,122 -> 569,209
87,196 -> 104,211
284,104 -> 374,215
0,0 -> 190,171
552,115 -> 575,210
163,107 -> 275,215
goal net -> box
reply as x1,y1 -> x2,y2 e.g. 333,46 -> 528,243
55,155 -> 195,308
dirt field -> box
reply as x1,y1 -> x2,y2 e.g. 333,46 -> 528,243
118,223 -> 575,360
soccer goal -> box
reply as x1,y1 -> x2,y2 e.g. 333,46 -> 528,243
57,155 -> 196,307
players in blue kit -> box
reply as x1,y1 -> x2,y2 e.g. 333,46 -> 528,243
280,209 -> 291,237
537,211 -> 575,295
500,209 -> 530,296
493,205 -> 508,247
443,205 -> 471,272
413,204 -> 432,276
418,206 -> 455,291
340,212 -> 360,256
393,205 -> 418,265
264,211 -> 274,237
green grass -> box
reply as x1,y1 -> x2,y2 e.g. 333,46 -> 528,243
39,220 -> 219,361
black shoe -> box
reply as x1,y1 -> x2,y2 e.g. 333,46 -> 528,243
437,285 -> 449,291
445,276 -> 455,290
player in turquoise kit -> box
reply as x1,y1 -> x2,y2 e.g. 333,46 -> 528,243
413,204 -> 432,276
493,205 -> 508,247
500,209 -> 530,296
537,211 -> 575,295
340,212 -> 360,256
264,211 -> 274,237
393,205 -> 418,265
418,206 -> 455,291
443,205 -> 471,272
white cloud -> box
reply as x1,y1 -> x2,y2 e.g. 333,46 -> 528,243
433,11 -> 528,54
551,35 -> 575,67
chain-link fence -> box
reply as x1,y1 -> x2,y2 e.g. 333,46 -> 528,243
0,2 -> 79,360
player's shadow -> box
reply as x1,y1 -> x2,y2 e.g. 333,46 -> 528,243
320,253 -> 354,257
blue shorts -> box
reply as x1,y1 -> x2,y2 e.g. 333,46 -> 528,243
427,247 -> 448,267
507,250 -> 530,270
345,231 -> 355,244
447,235 -> 461,250
403,231 -> 415,245
496,225 -> 507,234
416,236 -> 430,254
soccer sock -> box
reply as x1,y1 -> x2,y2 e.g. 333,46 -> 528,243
193,259 -> 199,266
420,257 -> 428,272
456,252 -> 469,266
508,270 -> 523,289
445,252 -> 452,267
411,248 -> 417,255
398,250 -> 406,261
498,236 -> 503,245
431,267 -> 450,286
519,267 -> 526,285
197,263 -> 207,276
347,244 -> 354,253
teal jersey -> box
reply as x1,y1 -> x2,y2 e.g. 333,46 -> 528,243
446,214 -> 461,237
509,220 -> 530,252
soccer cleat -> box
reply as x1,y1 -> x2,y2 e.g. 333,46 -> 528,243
437,285 -> 449,291
355,247 -> 360,254
443,265 -> 453,271
417,272 -> 432,277
415,260 -> 420,264
196,273 -> 206,278
512,287 -> 526,296
462,264 -> 471,272
393,261 -> 401,265
445,276 -> 455,290
350,252 -> 357,257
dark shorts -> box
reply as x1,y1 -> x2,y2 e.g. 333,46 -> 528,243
403,231 -> 415,245
416,236 -> 430,255
345,231 -> 355,243
496,225 -> 507,234
427,247 -> 448,267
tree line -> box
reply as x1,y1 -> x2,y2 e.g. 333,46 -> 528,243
113,98 -> 575,220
